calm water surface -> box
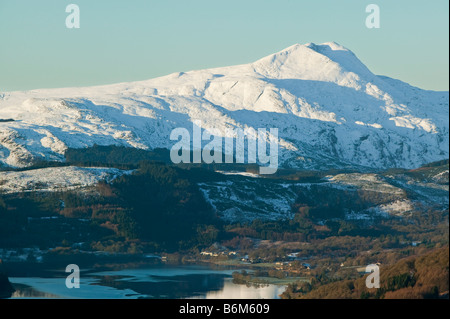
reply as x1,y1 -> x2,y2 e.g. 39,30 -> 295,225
9,265 -> 287,299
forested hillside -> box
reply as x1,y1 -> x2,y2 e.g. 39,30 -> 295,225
282,246 -> 449,299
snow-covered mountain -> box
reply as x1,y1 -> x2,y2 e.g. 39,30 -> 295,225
0,42 -> 448,169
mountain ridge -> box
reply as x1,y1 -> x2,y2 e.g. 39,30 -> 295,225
0,42 -> 448,169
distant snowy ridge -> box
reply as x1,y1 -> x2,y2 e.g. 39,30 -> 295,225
0,166 -> 133,194
0,42 -> 448,169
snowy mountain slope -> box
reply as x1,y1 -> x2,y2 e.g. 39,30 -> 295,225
198,178 -> 299,222
198,165 -> 449,223
0,42 -> 448,169
0,166 -> 133,194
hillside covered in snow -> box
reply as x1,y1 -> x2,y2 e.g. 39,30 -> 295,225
0,42 -> 448,169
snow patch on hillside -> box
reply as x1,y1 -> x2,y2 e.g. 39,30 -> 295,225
328,173 -> 406,195
0,166 -> 133,194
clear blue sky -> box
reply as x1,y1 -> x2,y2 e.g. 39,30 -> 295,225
0,0 -> 448,92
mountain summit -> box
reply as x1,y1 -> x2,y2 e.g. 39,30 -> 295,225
252,42 -> 374,84
0,42 -> 448,169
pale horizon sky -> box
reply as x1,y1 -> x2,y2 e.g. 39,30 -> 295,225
0,0 -> 448,92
